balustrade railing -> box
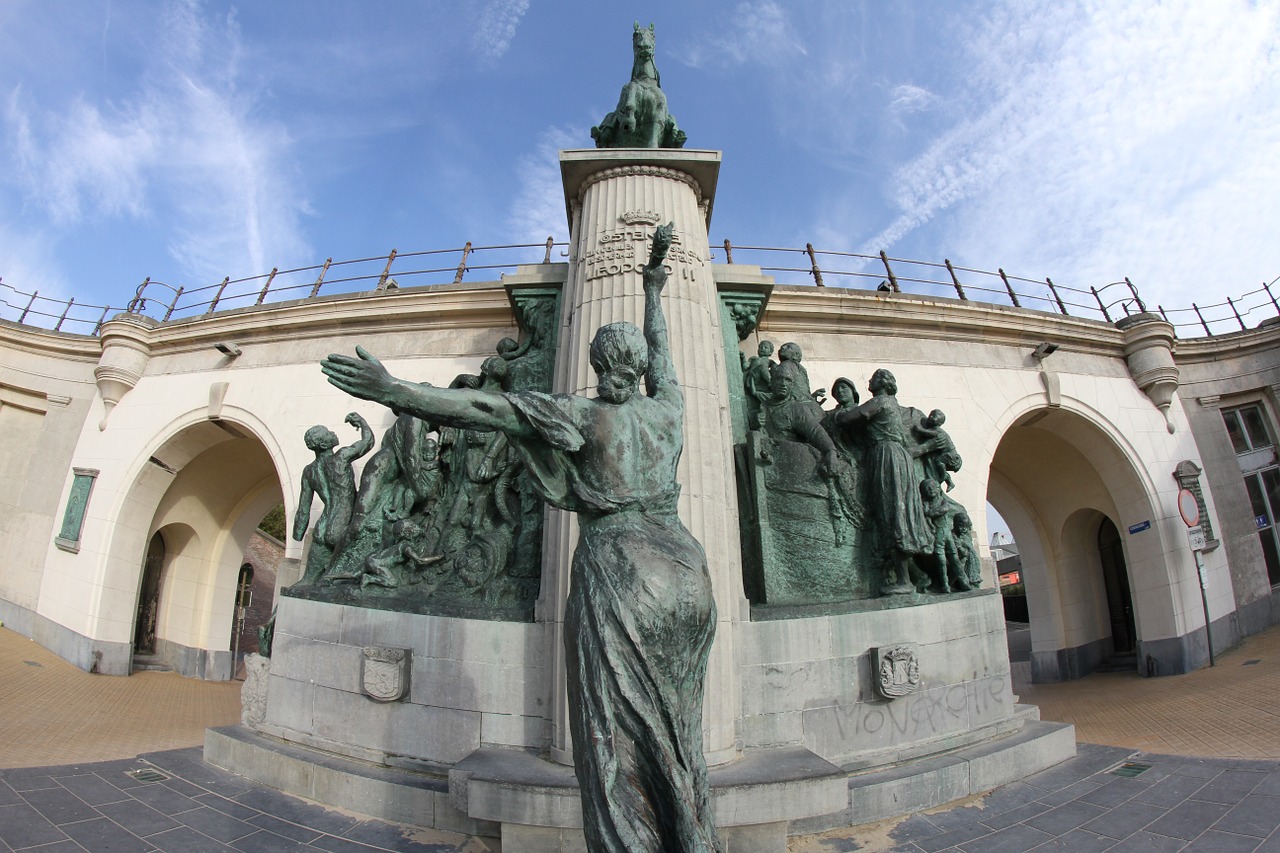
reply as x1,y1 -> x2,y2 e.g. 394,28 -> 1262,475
2,239 -> 1276,340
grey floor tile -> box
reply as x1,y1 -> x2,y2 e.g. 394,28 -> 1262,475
1108,830 -> 1190,851
18,787 -> 99,826
174,806 -> 259,843
917,821 -> 996,853
1147,800 -> 1232,842
1195,773 -> 1268,807
980,800 -> 1051,831
1136,775 -> 1213,809
956,822 -> 1053,853
1181,830 -> 1263,852
1025,799 -> 1110,835
1080,777 -> 1157,807
234,792 -> 359,836
245,815 -> 324,844
53,773 -> 132,807
340,819 -> 464,852
57,816 -> 152,853
228,829 -> 308,852
980,782 -> 1046,815
1030,827 -> 1117,852
127,782 -> 201,815
1081,801 -> 1168,840
1038,779 -> 1106,807
0,802 -> 70,848
1,774 -> 58,794
1253,775 -> 1280,799
192,793 -> 259,821
1218,795 -> 1280,839
0,784 -> 20,808
97,798 -> 183,837
147,824 -> 237,852
308,834 -> 392,853
924,805 -> 988,831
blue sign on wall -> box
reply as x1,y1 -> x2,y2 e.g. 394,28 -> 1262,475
1128,520 -> 1152,534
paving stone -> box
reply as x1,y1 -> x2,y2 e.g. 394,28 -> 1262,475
1024,799 -> 1110,835
228,829 -> 309,852
1194,772 -> 1268,806
57,816 -> 153,853
174,805 -> 260,843
96,797 -> 183,837
245,814 -> 325,844
1218,795 -> 1280,839
1080,801 -> 1168,840
127,780 -> 202,814
53,772 -> 133,807
1029,827 -> 1117,852
0,802 -> 71,848
1146,799 -> 1233,842
1108,830 -> 1194,851
1181,829 -> 1265,852
956,822 -> 1054,852
1135,773 -> 1213,808
147,824 -> 238,852
979,800 -> 1051,831
20,786 -> 100,825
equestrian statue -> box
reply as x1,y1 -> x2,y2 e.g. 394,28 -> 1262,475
592,23 -> 687,149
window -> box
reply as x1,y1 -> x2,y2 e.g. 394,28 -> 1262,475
1223,404 -> 1280,585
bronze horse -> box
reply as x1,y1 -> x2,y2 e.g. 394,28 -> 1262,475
592,23 -> 687,149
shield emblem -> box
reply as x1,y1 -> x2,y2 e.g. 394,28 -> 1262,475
872,644 -> 921,699
361,646 -> 410,702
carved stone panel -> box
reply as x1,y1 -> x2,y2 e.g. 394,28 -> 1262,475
873,645 -> 921,699
361,646 -> 410,703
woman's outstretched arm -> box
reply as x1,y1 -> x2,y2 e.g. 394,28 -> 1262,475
642,223 -> 678,399
321,346 -> 534,437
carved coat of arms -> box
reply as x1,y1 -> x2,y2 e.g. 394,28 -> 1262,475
873,644 -> 920,699
361,646 -> 410,702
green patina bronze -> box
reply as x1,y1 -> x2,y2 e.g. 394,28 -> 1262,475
286,287 -> 560,620
55,469 -> 98,551
320,226 -> 720,851
718,317 -> 983,611
592,23 -> 687,149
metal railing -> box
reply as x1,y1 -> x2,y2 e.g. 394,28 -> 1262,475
2,238 -> 1277,340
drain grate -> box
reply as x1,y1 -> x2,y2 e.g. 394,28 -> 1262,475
1111,762 -> 1152,778
1244,659 -> 1262,666
23,660 -> 44,667
126,768 -> 168,783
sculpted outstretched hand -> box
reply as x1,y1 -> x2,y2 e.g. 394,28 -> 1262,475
322,346 -> 395,404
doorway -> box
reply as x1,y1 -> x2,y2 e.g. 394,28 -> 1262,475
133,532 -> 165,656
1098,517 -> 1136,657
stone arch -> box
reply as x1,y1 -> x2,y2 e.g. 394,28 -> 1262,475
99,406 -> 290,678
986,394 -> 1179,680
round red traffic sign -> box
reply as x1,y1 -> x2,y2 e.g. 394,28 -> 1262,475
1177,488 -> 1200,528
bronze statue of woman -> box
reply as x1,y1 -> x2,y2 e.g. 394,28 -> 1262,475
320,224 -> 721,852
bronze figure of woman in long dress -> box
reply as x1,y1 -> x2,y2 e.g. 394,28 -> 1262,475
321,224 -> 722,853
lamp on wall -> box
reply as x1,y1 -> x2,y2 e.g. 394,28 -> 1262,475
1032,342 -> 1059,360
214,342 -> 242,357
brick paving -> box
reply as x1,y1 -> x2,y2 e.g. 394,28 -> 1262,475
1,622 -> 1279,851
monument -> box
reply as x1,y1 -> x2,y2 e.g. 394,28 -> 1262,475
209,23 -> 1074,853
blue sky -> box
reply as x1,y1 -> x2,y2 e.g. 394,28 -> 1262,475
3,0 -> 1279,334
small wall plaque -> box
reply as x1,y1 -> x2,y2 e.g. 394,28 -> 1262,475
361,646 -> 410,702
54,468 -> 99,553
873,644 -> 921,699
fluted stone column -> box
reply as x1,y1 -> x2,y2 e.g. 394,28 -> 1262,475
539,150 -> 746,765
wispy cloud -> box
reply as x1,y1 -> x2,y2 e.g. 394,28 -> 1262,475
3,0 -> 311,288
856,0 -> 1280,303
678,1 -> 807,69
506,125 -> 577,248
473,0 -> 530,61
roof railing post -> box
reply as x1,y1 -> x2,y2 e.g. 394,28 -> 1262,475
998,268 -> 1021,308
1227,296 -> 1246,330
256,268 -> 279,305
806,244 -> 825,287
163,287 -> 184,321
1265,281 -> 1280,317
543,237 -> 554,264
127,277 -> 150,313
19,290 -> 38,324
1046,278 -> 1068,314
944,259 -> 967,300
723,239 -> 734,265
309,259 -> 332,298
93,306 -> 111,335
878,250 -> 898,292
454,242 -> 472,283
1192,303 -> 1212,336
54,298 -> 74,331
376,250 -> 398,291
1091,286 -> 1112,322
207,277 -> 230,314
1124,277 -> 1147,313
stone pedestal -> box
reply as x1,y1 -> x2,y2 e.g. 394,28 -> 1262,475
541,150 -> 747,763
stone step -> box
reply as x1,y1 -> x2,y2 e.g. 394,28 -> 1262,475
131,655 -> 173,673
